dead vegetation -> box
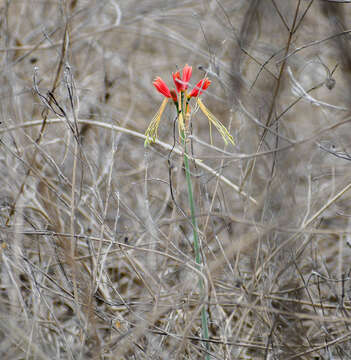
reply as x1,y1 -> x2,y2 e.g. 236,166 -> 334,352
1,0 -> 351,359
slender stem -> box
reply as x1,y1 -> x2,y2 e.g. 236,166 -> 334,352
183,144 -> 201,265
183,141 -> 210,355
180,91 -> 209,357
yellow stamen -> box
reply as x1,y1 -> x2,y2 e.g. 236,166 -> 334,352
197,98 -> 235,145
178,111 -> 185,137
144,98 -> 169,147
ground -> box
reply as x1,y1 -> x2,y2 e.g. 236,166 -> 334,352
1,1 -> 351,359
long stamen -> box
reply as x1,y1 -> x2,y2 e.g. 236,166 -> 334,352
197,98 -> 235,145
144,98 -> 169,146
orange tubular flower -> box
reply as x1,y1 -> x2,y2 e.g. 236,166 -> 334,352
153,77 -> 172,98
153,77 -> 177,103
182,64 -> 192,89
172,71 -> 182,93
145,64 -> 234,147
173,64 -> 192,92
188,78 -> 211,98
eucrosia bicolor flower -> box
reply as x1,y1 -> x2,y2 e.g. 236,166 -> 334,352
144,64 -> 234,146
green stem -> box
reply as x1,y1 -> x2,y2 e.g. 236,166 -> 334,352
183,146 -> 201,265
180,96 -> 210,357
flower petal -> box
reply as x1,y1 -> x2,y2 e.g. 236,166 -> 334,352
173,65 -> 193,92
182,64 -> 192,90
172,71 -> 182,93
153,77 -> 171,98
189,78 -> 211,98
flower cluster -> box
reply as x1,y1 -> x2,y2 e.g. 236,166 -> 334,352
144,64 -> 234,146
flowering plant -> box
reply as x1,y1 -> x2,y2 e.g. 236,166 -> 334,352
144,64 -> 234,146
145,65 -> 230,357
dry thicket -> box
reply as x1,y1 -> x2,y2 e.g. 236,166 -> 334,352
1,0 -> 351,359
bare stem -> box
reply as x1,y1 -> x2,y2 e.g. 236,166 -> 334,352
180,96 -> 210,357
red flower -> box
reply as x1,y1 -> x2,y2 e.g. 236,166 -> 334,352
153,77 -> 171,98
146,65 -> 234,146
153,65 -> 210,102
172,71 -> 182,92
153,77 -> 177,102
173,64 -> 192,92
189,78 -> 211,98
182,64 -> 192,87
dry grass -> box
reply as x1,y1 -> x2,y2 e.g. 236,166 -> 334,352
1,0 -> 351,359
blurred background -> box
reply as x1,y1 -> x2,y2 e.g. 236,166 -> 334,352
1,0 -> 351,358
